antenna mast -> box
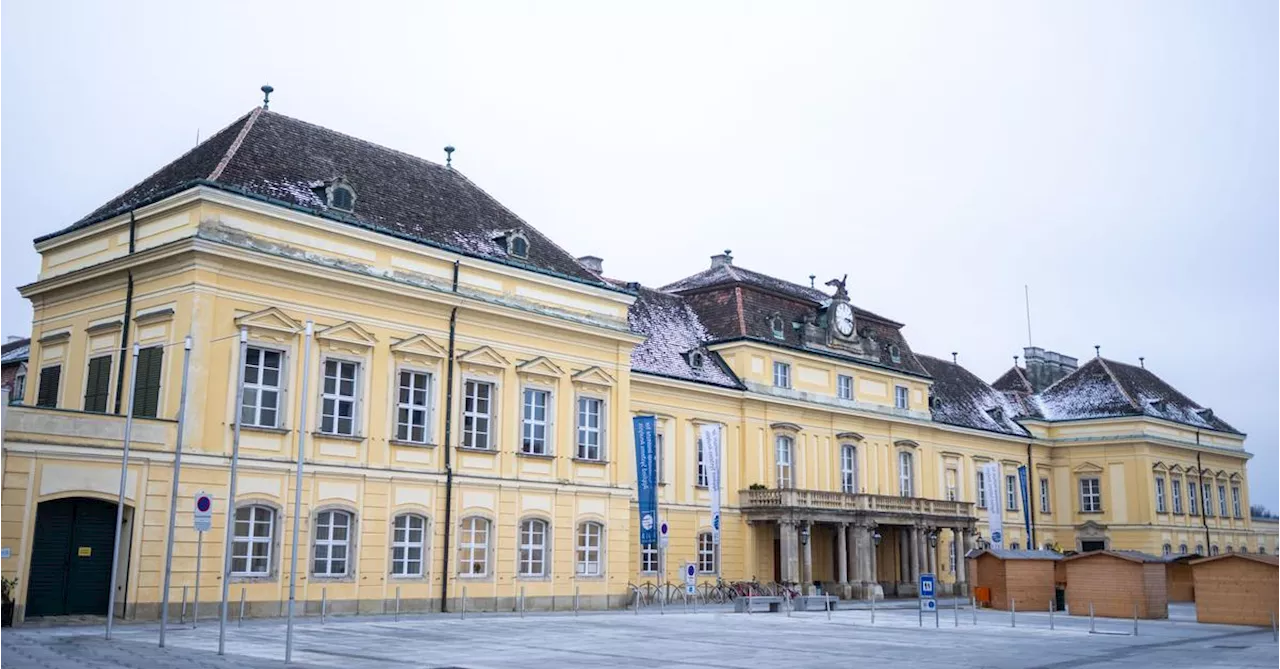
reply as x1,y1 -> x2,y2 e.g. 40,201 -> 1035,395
1024,284 -> 1033,347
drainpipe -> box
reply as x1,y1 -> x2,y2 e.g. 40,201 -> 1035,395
112,212 -> 138,414
439,260 -> 460,612
1196,434 -> 1210,552
1026,442 -> 1037,548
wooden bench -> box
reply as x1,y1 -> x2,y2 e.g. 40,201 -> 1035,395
734,596 -> 784,613
794,595 -> 839,611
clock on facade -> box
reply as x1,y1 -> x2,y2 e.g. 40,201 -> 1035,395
834,302 -> 855,337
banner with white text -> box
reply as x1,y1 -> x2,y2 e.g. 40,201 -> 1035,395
633,416 -> 658,545
700,423 -> 723,544
982,461 -> 1004,549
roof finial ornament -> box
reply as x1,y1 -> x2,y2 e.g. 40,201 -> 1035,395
444,145 -> 455,168
1094,344 -> 1101,357
1139,356 -> 1145,368
809,274 -> 816,288
1013,355 -> 1019,366
260,84 -> 274,110
951,351 -> 958,364
824,274 -> 849,301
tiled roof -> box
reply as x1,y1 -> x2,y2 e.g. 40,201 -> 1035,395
1034,357 -> 1240,434
617,281 -> 742,389
1,338 -> 30,365
661,263 -> 901,325
39,109 -> 609,288
1189,552 -> 1280,567
966,548 -> 1063,561
1063,549 -> 1164,564
916,355 -> 1029,436
991,366 -> 1033,393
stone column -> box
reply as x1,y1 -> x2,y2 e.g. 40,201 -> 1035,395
780,520 -> 799,584
867,525 -> 878,592
837,522 -> 849,585
908,525 -> 921,587
898,529 -> 909,585
846,524 -> 858,589
953,527 -> 968,596
801,522 -> 814,594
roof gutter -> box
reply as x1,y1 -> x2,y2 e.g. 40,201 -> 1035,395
112,211 -> 138,414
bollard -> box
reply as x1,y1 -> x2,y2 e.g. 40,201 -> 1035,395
1132,603 -> 1138,636
786,592 -> 792,618
747,595 -> 753,616
574,587 -> 580,617
934,599 -> 939,628
1049,600 -> 1055,630
180,586 -> 188,625
238,588 -> 246,627
954,594 -> 959,627
1011,598 -> 1016,628
1089,602 -> 1095,633
461,587 -> 467,620
972,596 -> 977,626
826,596 -> 832,622
870,593 -> 875,625
395,586 -> 401,622
519,587 -> 525,618
322,587 -> 328,625
1271,613 -> 1277,642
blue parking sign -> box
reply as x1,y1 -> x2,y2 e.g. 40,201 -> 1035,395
919,573 -> 935,598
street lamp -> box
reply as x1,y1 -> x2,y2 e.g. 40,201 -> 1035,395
927,529 -> 938,548
800,524 -> 811,546
872,530 -> 882,546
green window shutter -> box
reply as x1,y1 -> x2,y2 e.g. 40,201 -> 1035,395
83,356 -> 113,412
36,365 -> 62,408
132,347 -> 164,418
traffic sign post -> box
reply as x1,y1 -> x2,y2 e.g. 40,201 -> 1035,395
193,491 -> 212,628
918,573 -> 936,627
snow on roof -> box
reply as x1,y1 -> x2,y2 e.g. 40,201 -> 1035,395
916,354 -> 1029,437
966,548 -> 1063,561
618,282 -> 742,389
1,338 -> 30,365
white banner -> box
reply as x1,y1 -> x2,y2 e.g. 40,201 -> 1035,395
700,423 -> 723,544
982,461 -> 1004,549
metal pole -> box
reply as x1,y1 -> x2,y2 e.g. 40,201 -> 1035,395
870,592 -> 875,624
106,342 -> 141,640
461,586 -> 467,620
1132,603 -> 1138,636
918,599 -> 923,627
934,599 -> 939,628
1011,598 -> 1016,627
159,336 -> 193,648
238,588 -> 246,626
520,587 -> 525,618
574,586 -> 580,617
1271,613 -> 1276,642
217,329 -> 249,655
180,586 -> 188,625
321,587 -> 327,624
284,322 -> 313,664
1089,602 -> 1095,633
1050,599 -> 1055,630
826,595 -> 831,621
194,532 -> 202,627
395,586 -> 401,622
972,595 -> 977,625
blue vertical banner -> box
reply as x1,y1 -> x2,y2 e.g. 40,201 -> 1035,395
1018,465 -> 1032,543
633,416 -> 658,546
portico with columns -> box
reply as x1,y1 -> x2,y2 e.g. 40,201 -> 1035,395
743,488 -> 975,598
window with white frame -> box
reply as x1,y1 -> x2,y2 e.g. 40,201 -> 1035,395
519,518 -> 549,576
1210,544 -> 1219,556
231,504 -> 275,576
773,361 -> 791,388
576,522 -> 603,576
462,380 -> 494,449
1202,483 -> 1214,516
1171,478 -> 1183,514
521,387 -> 550,455
898,451 -> 914,497
576,396 -> 603,460
1162,543 -> 1171,556
841,445 -> 858,494
1079,477 -> 1102,513
655,431 -> 666,484
976,468 -> 988,509
1005,474 -> 1018,511
697,531 -> 717,573
640,543 -> 658,573
241,346 -> 283,428
775,435 -> 793,488
391,513 -> 427,577
396,370 -> 432,443
1195,543 -> 1204,554
458,516 -> 490,576
1188,481 -> 1198,515
312,510 -> 352,576
949,540 -> 957,573
10,367 -> 25,405
1039,477 -> 1051,513
837,374 -> 853,400
1217,484 -> 1227,516
320,359 -> 359,436
1154,476 -> 1167,513
1179,543 -> 1187,554
696,437 -> 709,487
894,385 -> 909,410
1231,485 -> 1242,518
944,468 -> 958,501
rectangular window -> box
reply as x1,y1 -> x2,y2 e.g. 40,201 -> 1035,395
320,359 -> 359,436
842,446 -> 859,494
1232,486 -> 1242,518
640,543 -> 658,573
697,532 -> 717,573
1079,477 -> 1102,513
1187,481 -> 1198,515
36,365 -> 61,408
241,347 -> 282,428
391,514 -> 426,576
655,431 -> 666,484
899,451 -> 914,497
949,540 -> 958,573
1203,483 -> 1214,516
773,361 -> 791,388
83,355 -> 112,413
458,517 -> 490,576
1006,474 -> 1018,511
1155,477 -> 1167,513
231,505 -> 274,576
837,374 -> 853,400
11,371 -> 25,404
132,346 -> 164,418
396,370 -> 432,443
1039,477 -> 1051,514
462,380 -> 494,449
976,469 -> 987,509
894,385 -> 909,410
945,468 -> 958,501
576,397 -> 603,460
519,519 -> 548,577
521,388 -> 550,455
576,522 -> 603,576
312,510 -> 351,576
696,437 -> 709,487
1171,478 -> 1183,514
1217,485 -> 1227,517
775,436 -> 793,488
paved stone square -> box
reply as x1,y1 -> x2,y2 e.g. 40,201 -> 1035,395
2,602 -> 1276,668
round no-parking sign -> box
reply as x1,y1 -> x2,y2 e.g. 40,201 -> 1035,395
194,491 -> 213,532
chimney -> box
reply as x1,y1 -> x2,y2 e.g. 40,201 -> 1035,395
710,249 -> 733,268
577,255 -> 603,274
1023,346 -> 1078,392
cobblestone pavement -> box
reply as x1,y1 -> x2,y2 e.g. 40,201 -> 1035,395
3,602 -> 1276,668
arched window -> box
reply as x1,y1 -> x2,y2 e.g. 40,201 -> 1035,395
511,235 -> 529,258
775,436 -> 793,488
313,510 -> 353,576
1178,543 -> 1187,555
576,521 -> 603,576
391,513 -> 428,577
1210,544 -> 1219,556
898,451 -> 914,497
330,184 -> 355,211
519,518 -> 549,576
697,531 -> 717,573
458,516 -> 491,576
1226,545 -> 1234,553
232,504 -> 276,576
888,344 -> 902,363
1260,544 -> 1267,555
1195,544 -> 1204,555
840,444 -> 857,494
1162,543 -> 1171,556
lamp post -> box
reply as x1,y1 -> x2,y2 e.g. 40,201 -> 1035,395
928,529 -> 939,548
872,530 -> 882,546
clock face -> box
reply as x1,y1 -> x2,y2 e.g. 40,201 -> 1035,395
834,303 -> 855,337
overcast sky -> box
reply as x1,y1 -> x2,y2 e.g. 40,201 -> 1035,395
3,1 -> 1276,506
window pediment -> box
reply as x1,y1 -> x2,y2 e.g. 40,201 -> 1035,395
894,439 -> 919,449
317,321 -> 378,353
1074,462 -> 1104,474
235,306 -> 302,342
516,356 -> 565,379
571,366 -> 614,388
390,334 -> 448,364
770,422 -> 801,433
836,431 -> 864,442
1152,462 -> 1168,472
458,345 -> 510,370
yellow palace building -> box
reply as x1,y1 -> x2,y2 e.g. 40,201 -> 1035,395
0,105 -> 1268,623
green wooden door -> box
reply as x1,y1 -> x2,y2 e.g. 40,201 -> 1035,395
25,498 -> 119,617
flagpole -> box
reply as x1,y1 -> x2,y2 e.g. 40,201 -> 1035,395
285,321 -> 313,663
159,336 -> 193,647
105,343 -> 140,640
218,328 -> 248,655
